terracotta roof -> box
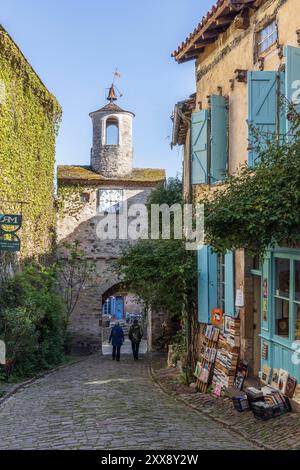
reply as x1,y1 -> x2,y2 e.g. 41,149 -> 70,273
171,94 -> 196,146
172,0 -> 256,64
57,166 -> 166,186
89,102 -> 135,116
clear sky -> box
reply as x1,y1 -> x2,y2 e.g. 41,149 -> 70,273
1,0 -> 213,177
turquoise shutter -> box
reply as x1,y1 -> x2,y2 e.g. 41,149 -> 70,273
285,45 -> 300,137
197,245 -> 218,323
191,110 -> 208,184
198,245 -> 209,323
208,248 -> 218,318
248,71 -> 277,166
224,251 -> 235,316
210,95 -> 228,183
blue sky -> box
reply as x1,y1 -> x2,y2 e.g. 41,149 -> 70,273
1,0 -> 213,176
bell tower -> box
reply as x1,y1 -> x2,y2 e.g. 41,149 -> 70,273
89,84 -> 134,177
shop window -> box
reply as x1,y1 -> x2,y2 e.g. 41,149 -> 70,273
257,20 -> 277,55
274,258 -> 290,338
106,118 -> 119,145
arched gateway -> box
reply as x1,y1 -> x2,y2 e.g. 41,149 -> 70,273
57,85 -> 165,354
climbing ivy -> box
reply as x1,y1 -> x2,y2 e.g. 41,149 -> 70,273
0,26 -> 62,260
203,115 -> 300,256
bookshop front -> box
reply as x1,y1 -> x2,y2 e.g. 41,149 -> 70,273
260,248 -> 300,384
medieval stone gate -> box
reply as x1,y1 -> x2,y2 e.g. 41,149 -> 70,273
57,85 -> 165,353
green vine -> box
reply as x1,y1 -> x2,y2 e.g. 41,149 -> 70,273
0,27 -> 62,260
57,185 -> 92,217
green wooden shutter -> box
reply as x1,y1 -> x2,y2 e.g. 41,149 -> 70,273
248,71 -> 277,167
210,95 -> 228,183
285,45 -> 300,138
191,110 -> 208,184
225,251 -> 235,316
197,245 -> 218,323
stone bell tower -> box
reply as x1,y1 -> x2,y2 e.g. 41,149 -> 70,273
89,84 -> 134,177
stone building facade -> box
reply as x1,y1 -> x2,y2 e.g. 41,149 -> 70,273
172,0 -> 300,379
57,88 -> 165,353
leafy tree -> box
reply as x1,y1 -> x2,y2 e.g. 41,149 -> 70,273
115,177 -> 197,365
0,264 -> 67,379
56,241 -> 96,317
203,112 -> 300,256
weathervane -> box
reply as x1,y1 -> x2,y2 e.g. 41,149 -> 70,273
107,68 -> 123,102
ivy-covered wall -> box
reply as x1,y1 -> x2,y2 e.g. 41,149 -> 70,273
0,26 -> 62,262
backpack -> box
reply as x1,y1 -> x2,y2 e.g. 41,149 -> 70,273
130,325 -> 142,343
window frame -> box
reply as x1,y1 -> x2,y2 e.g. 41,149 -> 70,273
272,253 -> 300,344
105,117 -> 119,146
256,20 -> 278,57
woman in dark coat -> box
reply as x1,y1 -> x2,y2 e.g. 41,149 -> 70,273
109,323 -> 125,362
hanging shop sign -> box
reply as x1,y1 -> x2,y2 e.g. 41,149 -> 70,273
0,213 -> 22,252
0,214 -> 22,227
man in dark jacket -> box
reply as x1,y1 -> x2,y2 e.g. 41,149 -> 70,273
109,323 -> 125,362
129,319 -> 143,360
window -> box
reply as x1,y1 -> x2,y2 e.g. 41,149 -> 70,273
274,258 -> 290,338
106,118 -> 119,145
257,21 -> 277,55
273,256 -> 300,340
103,298 -> 112,316
80,193 -> 90,203
294,261 -> 300,341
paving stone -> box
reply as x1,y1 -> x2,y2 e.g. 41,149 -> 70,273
0,354 -> 254,450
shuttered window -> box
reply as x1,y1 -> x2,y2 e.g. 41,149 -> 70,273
210,95 -> 228,183
191,110 -> 208,184
224,251 -> 235,317
285,45 -> 300,138
197,245 -> 218,323
248,71 -> 278,167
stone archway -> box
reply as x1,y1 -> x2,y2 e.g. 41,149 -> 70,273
100,282 -> 148,357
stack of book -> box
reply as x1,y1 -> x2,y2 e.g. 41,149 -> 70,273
224,318 -> 241,347
213,366 -> 236,389
212,330 -> 240,390
203,346 -> 217,363
204,325 -> 220,342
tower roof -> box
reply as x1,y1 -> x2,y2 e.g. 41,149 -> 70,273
90,82 -> 135,116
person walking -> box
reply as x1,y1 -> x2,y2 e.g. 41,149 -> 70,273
129,319 -> 143,360
109,322 -> 125,362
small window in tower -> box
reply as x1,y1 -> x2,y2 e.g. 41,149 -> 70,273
106,118 -> 119,145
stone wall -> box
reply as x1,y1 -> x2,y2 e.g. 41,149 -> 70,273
58,183 -> 155,353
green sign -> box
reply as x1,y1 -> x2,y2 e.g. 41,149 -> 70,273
0,238 -> 20,252
0,214 -> 22,227
0,214 -> 22,252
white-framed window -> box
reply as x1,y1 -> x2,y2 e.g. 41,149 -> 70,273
257,20 -> 278,55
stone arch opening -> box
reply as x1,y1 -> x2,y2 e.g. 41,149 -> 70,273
105,117 -> 119,145
101,282 -> 148,357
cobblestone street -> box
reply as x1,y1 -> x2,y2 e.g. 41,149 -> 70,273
0,354 -> 254,450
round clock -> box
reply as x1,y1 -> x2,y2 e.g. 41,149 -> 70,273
99,189 -> 123,213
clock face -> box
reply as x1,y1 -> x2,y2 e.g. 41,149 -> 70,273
99,189 -> 123,213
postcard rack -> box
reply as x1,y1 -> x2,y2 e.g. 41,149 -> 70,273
196,326 -> 220,393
